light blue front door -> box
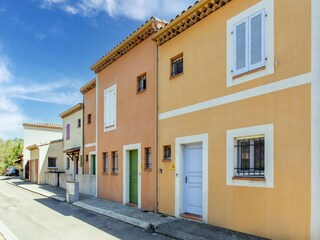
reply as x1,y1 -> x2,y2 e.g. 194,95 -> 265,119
184,143 -> 203,216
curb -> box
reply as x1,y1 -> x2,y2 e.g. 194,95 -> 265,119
73,202 -> 151,230
5,181 -> 66,202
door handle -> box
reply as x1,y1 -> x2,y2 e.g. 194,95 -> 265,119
185,176 -> 188,183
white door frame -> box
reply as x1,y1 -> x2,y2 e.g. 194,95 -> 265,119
89,151 -> 97,197
175,134 -> 208,223
123,143 -> 142,208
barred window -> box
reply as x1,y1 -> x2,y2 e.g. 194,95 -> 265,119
234,137 -> 264,177
163,145 -> 171,161
145,147 -> 152,169
137,74 -> 147,93
171,54 -> 183,77
112,151 -> 118,174
48,157 -> 57,168
103,152 -> 108,174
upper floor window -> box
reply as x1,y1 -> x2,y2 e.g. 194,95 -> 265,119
77,119 -> 81,128
66,123 -> 70,140
137,74 -> 147,93
233,9 -> 265,77
104,85 -> 117,130
171,54 -> 183,77
88,114 -> 92,124
48,157 -> 57,168
66,157 -> 70,170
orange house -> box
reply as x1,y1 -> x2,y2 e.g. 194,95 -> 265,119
91,17 -> 166,210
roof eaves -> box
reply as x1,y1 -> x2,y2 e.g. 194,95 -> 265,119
59,103 -> 84,119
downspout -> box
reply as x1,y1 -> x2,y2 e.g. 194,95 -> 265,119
82,94 -> 85,175
95,75 -> 99,198
152,19 -> 160,212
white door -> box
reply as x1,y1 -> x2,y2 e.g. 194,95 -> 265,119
184,143 -> 203,216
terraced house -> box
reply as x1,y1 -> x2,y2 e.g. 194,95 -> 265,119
91,17 -> 166,211
153,0 -> 320,239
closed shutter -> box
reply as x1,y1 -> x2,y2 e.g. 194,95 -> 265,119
110,89 -> 116,125
233,19 -> 249,76
104,86 -> 116,128
249,9 -> 265,71
104,90 -> 111,127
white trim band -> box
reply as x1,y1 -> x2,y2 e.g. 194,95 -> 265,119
84,142 -> 96,148
159,72 -> 311,120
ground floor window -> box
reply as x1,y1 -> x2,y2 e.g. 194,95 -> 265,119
112,151 -> 118,174
103,152 -> 108,174
235,137 -> 264,177
48,157 -> 57,168
66,157 -> 70,170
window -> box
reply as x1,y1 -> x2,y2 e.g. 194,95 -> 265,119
103,152 -> 108,174
227,0 -> 274,87
171,54 -> 183,77
234,137 -> 264,177
66,157 -> 70,170
233,9 -> 265,77
226,124 -> 274,188
137,74 -> 147,93
77,119 -> 81,128
66,123 -> 70,140
145,147 -> 152,169
86,155 -> 88,162
48,157 -> 57,168
163,145 -> 171,161
104,85 -> 117,130
88,114 -> 92,124
112,151 -> 118,174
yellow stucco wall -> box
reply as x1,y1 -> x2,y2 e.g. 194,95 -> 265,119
157,0 -> 311,239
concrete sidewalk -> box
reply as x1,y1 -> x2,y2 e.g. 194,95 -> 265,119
4,178 -> 266,240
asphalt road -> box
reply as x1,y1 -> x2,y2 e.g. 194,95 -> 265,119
0,176 -> 171,240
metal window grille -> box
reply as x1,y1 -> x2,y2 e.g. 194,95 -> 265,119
145,147 -> 152,169
171,56 -> 183,76
112,151 -> 118,173
234,137 -> 265,177
163,145 -> 171,160
137,75 -> 147,92
48,157 -> 57,168
103,152 -> 108,173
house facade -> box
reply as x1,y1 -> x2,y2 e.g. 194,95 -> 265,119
91,17 -> 166,211
23,123 -> 63,180
26,139 -> 63,184
153,0 -> 320,239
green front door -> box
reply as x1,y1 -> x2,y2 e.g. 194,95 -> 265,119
129,150 -> 138,204
91,155 -> 96,175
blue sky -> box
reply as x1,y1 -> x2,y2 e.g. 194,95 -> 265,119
0,0 -> 195,139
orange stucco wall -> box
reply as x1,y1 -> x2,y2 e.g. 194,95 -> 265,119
83,87 -> 96,174
157,0 -> 311,239
97,37 -> 157,211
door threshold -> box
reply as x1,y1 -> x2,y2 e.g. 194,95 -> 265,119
180,213 -> 202,222
126,202 -> 138,207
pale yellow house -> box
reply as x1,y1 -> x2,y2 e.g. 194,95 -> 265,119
153,0 -> 320,239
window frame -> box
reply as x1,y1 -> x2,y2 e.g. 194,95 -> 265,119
112,151 -> 118,174
170,53 -> 184,78
137,73 -> 147,93
145,147 -> 152,170
77,118 -> 81,128
163,145 -> 171,161
226,124 -> 274,188
48,157 -> 57,169
66,157 -> 70,170
104,84 -> 117,131
226,0 -> 274,87
87,114 -> 92,125
103,152 -> 108,174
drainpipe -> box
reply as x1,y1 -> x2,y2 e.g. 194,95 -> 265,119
155,35 -> 160,212
82,94 -> 85,175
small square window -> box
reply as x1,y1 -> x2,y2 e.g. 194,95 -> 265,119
112,151 -> 118,174
234,137 -> 265,177
48,157 -> 57,168
171,54 -> 183,77
137,74 -> 147,93
103,152 -> 108,174
77,119 -> 81,128
88,114 -> 92,124
163,145 -> 171,161
145,147 -> 152,169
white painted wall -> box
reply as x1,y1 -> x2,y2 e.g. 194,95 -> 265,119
23,126 -> 62,178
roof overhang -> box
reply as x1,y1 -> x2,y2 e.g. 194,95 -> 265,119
26,144 -> 38,151
80,78 -> 96,94
90,17 -> 167,74
59,103 -> 83,119
23,123 -> 62,130
153,0 -> 231,46
63,147 -> 81,160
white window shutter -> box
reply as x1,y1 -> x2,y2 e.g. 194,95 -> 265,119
110,89 -> 116,125
233,19 -> 249,76
104,90 -> 110,127
249,9 -> 265,71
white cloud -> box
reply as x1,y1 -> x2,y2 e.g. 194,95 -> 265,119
38,0 -> 195,20
0,57 -> 11,83
35,33 -> 47,41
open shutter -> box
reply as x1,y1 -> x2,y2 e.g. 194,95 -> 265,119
233,19 -> 249,76
249,9 -> 265,71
